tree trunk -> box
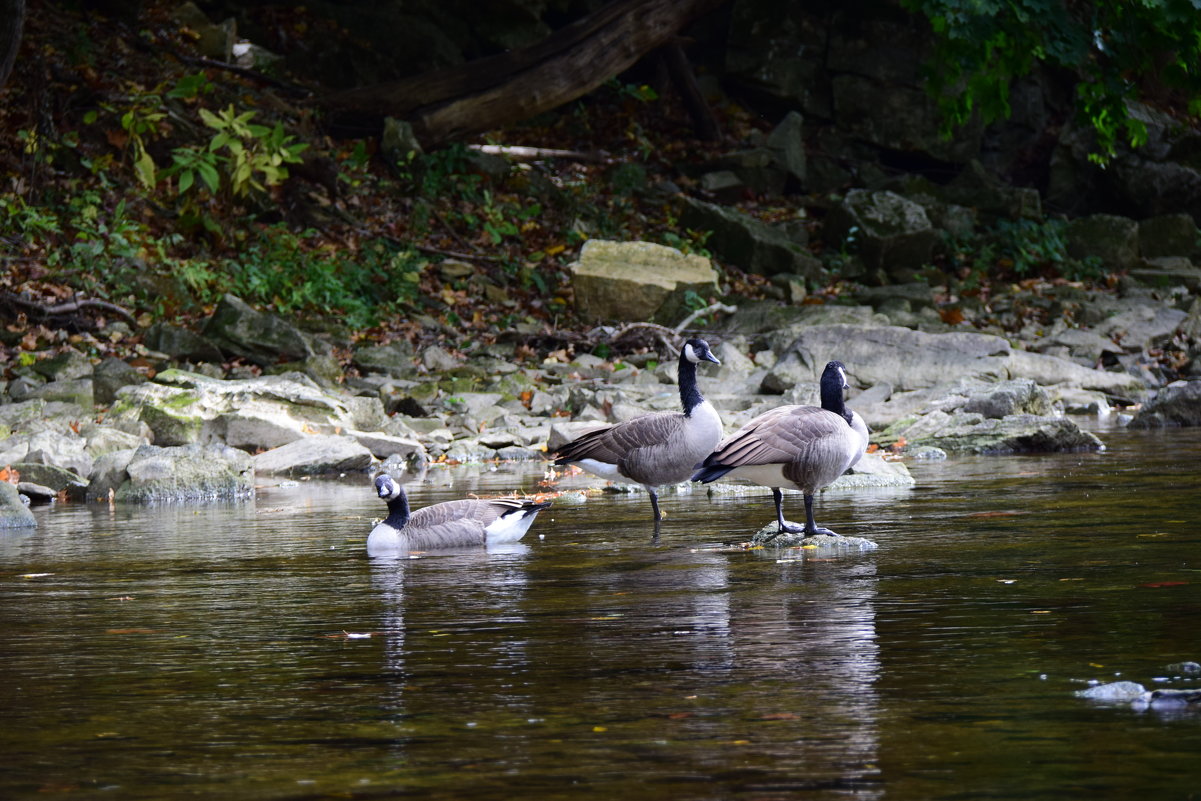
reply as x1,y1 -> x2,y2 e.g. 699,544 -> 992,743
320,0 -> 726,146
0,0 -> 26,90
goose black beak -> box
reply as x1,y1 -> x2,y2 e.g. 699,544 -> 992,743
704,352 -> 721,365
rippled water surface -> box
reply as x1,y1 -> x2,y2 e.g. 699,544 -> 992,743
2,424 -> 1199,800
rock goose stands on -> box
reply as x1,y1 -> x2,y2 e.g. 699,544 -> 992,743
691,360 -> 869,537
367,474 -> 551,556
552,338 -> 723,525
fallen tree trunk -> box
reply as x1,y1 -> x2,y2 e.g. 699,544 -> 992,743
320,0 -> 726,146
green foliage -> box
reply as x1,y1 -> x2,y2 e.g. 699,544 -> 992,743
194,104 -> 308,197
904,0 -> 1201,162
114,94 -> 166,189
944,217 -> 1104,282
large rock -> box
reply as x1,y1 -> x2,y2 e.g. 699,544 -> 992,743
202,294 -> 315,366
1127,381 -> 1201,428
1065,214 -> 1140,271
32,378 -> 93,408
1093,304 -> 1189,352
0,430 -> 93,478
12,462 -> 88,502
115,443 -> 254,503
353,340 -> 416,377
823,189 -> 937,282
143,322 -> 225,363
253,434 -> 375,476
1138,213 -> 1199,259
86,448 -> 137,502
92,358 -> 149,406
0,481 -> 36,528
568,240 -> 719,323
1004,350 -> 1146,397
773,324 -> 1012,392
678,197 -> 821,278
108,370 -> 360,451
32,348 -> 92,381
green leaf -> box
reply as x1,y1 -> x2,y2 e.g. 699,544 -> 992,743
178,170 -> 194,193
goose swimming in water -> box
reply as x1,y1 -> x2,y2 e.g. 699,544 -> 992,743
691,360 -> 869,537
367,474 -> 551,556
552,338 -> 723,525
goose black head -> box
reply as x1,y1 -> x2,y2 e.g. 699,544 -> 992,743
682,338 -> 721,366
375,474 -> 403,502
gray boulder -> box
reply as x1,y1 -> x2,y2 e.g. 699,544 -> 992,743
202,294 -> 314,366
143,322 -> 225,363
1004,350 -> 1145,397
961,379 -> 1052,418
109,370 -> 360,451
353,340 -> 416,377
679,197 -> 821,278
1065,214 -> 1140,271
116,443 -> 254,503
32,378 -> 93,408
1094,304 -> 1189,352
824,189 -> 937,282
0,431 -> 93,478
253,434 -> 375,476
1127,381 -> 1201,428
0,481 -> 36,528
32,348 -> 92,381
1128,257 -> 1201,292
93,358 -> 149,406
86,448 -> 136,502
11,462 -> 88,502
766,110 -> 806,184
774,324 -> 1012,392
1138,213 -> 1199,259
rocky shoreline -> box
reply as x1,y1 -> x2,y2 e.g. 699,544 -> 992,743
3,255 -> 1200,526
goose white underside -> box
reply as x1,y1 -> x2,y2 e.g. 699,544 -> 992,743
722,463 -> 790,489
366,510 -> 542,555
571,458 -> 625,483
367,522 -> 405,556
484,509 -> 542,544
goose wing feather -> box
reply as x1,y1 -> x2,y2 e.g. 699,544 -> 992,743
405,498 -> 529,548
709,406 -> 849,467
555,412 -> 684,464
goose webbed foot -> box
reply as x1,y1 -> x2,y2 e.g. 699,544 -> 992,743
804,525 -> 840,537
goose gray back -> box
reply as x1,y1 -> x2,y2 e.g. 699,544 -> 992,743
692,360 -> 868,537
367,474 -> 551,556
552,338 -> 723,525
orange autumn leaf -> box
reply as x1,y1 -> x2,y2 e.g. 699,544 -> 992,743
939,307 -> 965,325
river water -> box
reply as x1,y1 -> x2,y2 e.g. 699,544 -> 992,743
2,423 -> 1198,800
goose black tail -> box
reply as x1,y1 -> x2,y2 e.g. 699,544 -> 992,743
691,462 -> 735,484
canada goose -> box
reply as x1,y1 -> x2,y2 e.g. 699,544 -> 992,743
367,474 -> 551,556
552,338 -> 723,524
691,360 -> 869,537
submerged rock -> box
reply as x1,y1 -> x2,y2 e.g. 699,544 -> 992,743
749,526 -> 879,549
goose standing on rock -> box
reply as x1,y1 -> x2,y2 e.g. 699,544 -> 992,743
367,474 -> 551,556
691,360 -> 869,537
552,338 -> 723,526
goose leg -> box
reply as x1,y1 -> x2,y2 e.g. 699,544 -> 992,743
649,490 -> 662,522
772,487 -> 807,535
803,493 -> 838,537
